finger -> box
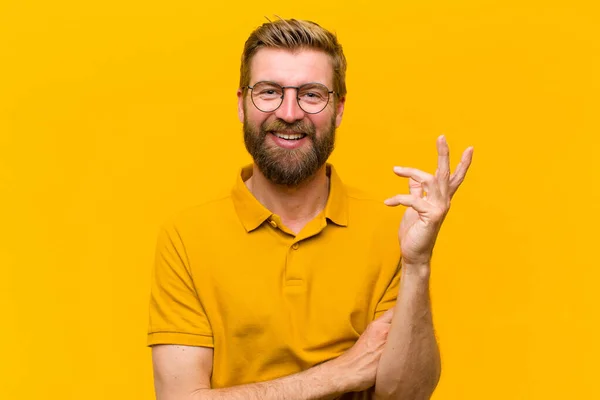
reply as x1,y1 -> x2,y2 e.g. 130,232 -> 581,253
436,135 -> 451,197
408,177 -> 423,198
393,166 -> 441,199
384,194 -> 432,213
393,166 -> 432,184
449,146 -> 474,197
376,308 -> 394,324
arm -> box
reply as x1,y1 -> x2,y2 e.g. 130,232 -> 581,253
153,344 -> 344,400
378,136 -> 473,399
373,262 -> 440,400
152,311 -> 394,400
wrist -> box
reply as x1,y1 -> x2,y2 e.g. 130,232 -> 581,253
321,355 -> 355,394
401,259 -> 432,279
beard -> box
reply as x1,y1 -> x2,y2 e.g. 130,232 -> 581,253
243,111 -> 336,187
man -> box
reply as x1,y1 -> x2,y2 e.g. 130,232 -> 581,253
148,18 -> 473,400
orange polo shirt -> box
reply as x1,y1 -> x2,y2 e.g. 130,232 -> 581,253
147,164 -> 403,391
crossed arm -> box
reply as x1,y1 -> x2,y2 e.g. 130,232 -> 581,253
152,345 -> 347,400
152,274 -> 439,400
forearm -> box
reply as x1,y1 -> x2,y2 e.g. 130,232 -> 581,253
374,261 -> 441,400
192,360 -> 347,400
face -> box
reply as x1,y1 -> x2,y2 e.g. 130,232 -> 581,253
237,48 -> 345,186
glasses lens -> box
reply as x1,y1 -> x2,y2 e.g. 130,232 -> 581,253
251,82 -> 283,112
298,83 -> 330,113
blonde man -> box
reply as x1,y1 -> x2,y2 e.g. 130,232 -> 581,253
148,18 -> 473,400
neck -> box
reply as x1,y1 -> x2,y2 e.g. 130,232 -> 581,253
245,164 -> 330,228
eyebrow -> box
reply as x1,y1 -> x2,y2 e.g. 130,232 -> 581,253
252,80 -> 331,88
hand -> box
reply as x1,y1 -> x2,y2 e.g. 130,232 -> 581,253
331,309 -> 394,393
384,136 -> 473,267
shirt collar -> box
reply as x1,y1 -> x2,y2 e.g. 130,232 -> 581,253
231,163 -> 349,233
323,164 -> 349,227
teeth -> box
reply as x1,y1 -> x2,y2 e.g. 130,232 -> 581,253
275,132 -> 305,140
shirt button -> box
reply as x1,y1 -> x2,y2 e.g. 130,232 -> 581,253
269,220 -> 277,228
292,243 -> 299,250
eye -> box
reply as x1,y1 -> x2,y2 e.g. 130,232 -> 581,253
298,84 -> 329,102
255,85 -> 282,98
299,90 -> 326,102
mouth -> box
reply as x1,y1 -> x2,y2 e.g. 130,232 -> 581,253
270,131 -> 308,141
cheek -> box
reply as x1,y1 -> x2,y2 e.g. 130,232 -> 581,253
311,113 -> 334,131
245,106 -> 268,126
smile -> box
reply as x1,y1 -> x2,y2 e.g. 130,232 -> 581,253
273,132 -> 307,140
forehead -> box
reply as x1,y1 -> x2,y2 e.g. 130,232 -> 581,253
250,48 -> 334,87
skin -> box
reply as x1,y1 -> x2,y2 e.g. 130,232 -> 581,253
152,47 -> 474,400
375,136 -> 474,399
153,310 -> 394,400
237,48 -> 344,234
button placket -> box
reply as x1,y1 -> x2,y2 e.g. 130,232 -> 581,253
284,240 -> 304,284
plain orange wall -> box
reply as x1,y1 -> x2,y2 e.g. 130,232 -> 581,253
1,1 -> 599,399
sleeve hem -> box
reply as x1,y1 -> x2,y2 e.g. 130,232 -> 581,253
147,331 -> 214,348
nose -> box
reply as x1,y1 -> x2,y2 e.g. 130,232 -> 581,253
274,88 -> 305,123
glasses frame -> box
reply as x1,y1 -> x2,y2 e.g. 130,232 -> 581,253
244,81 -> 337,114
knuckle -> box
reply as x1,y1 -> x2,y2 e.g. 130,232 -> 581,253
376,325 -> 390,338
365,324 -> 380,335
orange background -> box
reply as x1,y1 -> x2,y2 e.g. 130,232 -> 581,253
1,1 -> 598,399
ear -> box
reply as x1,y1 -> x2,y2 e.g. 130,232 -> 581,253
237,88 -> 245,123
335,95 -> 346,128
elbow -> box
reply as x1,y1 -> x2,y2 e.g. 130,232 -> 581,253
374,367 -> 441,400
374,386 -> 436,400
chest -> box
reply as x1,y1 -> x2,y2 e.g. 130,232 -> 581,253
189,222 -> 400,387
195,226 -> 395,341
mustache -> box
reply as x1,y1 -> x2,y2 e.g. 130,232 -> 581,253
261,119 -> 316,136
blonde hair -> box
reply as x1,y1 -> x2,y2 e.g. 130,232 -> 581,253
239,18 -> 347,98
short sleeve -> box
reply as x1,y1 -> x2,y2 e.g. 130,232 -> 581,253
373,260 -> 401,319
147,222 -> 213,348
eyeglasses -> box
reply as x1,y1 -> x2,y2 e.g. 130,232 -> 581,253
244,81 -> 336,114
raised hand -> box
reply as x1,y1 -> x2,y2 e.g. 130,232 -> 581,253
384,136 -> 474,267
